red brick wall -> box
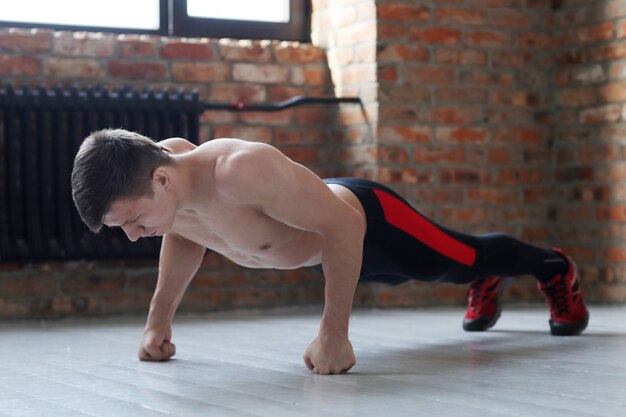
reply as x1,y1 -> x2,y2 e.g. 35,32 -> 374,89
553,0 -> 626,303
372,0 -> 557,306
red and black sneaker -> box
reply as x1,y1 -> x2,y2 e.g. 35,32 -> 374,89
537,248 -> 589,336
463,276 -> 505,332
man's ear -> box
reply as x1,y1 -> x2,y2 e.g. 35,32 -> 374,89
152,168 -> 170,189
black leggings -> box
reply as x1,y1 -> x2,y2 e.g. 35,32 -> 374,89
316,178 -> 566,286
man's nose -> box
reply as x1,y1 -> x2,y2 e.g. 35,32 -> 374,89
121,224 -> 141,242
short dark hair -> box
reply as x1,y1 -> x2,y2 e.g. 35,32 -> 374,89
71,129 -> 172,233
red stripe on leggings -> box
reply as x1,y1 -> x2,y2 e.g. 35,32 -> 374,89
373,189 -> 476,266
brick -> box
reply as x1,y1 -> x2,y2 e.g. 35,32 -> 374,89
414,146 -> 466,163
378,125 -> 431,143
378,167 -> 431,184
440,207 -> 490,224
233,63 -> 288,83
377,44 -> 430,62
296,107 -> 328,125
44,58 -> 102,78
555,166 -> 594,182
557,87 -> 597,107
588,42 -> 626,62
435,87 -> 489,105
109,61 -> 168,80
436,127 -> 489,144
495,168 -> 544,184
595,285 -> 626,302
378,65 -> 398,81
577,21 -> 614,44
493,127 -> 544,145
379,84 -> 430,102
491,90 -> 541,106
280,147 -> 320,164
119,40 -> 156,57
404,66 -> 455,84
466,187 -> 517,204
431,284 -> 466,303
0,56 -> 40,76
0,29 -> 51,52
377,4 -> 430,21
408,27 -> 462,45
378,23 -> 405,40
172,62 -> 229,82
378,146 -> 409,163
520,33 -> 552,49
439,168 -> 489,184
274,43 -> 326,64
599,81 -> 626,102
337,146 -> 378,165
436,8 -> 487,25
210,83 -> 266,103
0,298 -> 29,317
492,51 -> 535,68
597,205 -> 626,222
337,21 -> 377,45
292,67 -> 327,86
53,32 -> 115,57
572,64 -> 606,84
240,110 -> 293,126
459,70 -> 513,86
492,10 -> 532,29
380,104 -> 419,122
466,30 -> 513,48
571,185 -> 610,202
268,85 -> 306,101
486,148 -> 511,164
486,108 -> 535,124
579,104 -> 621,124
219,39 -> 272,62
461,49 -> 488,66
354,44 -> 376,64
428,108 -> 484,125
160,41 -> 214,60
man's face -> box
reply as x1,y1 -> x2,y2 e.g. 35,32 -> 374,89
102,189 -> 176,242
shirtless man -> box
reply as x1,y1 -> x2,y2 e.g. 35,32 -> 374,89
71,129 -> 589,375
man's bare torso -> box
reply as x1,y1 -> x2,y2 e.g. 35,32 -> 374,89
164,138 -> 365,270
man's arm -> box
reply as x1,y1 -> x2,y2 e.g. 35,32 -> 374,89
215,143 -> 366,374
139,233 -> 205,361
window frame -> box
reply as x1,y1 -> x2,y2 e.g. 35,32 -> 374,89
0,0 -> 310,41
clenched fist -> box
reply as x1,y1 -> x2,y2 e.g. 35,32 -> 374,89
303,334 -> 356,375
138,326 -> 176,361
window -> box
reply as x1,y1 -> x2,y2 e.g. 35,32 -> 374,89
0,0 -> 310,41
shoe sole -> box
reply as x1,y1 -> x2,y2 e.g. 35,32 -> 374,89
463,311 -> 501,331
549,312 -> 590,336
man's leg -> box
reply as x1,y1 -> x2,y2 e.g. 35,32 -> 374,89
331,178 -> 589,335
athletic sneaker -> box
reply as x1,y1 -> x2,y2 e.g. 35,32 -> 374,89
537,248 -> 589,336
463,276 -> 504,331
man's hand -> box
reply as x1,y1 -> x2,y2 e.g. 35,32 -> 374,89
303,334 -> 356,375
138,326 -> 176,361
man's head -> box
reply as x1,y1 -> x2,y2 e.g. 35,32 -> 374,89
71,129 -> 173,233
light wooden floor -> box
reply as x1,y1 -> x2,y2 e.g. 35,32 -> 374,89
0,306 -> 625,417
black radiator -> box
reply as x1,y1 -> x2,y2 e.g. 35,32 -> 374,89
0,84 -> 201,262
